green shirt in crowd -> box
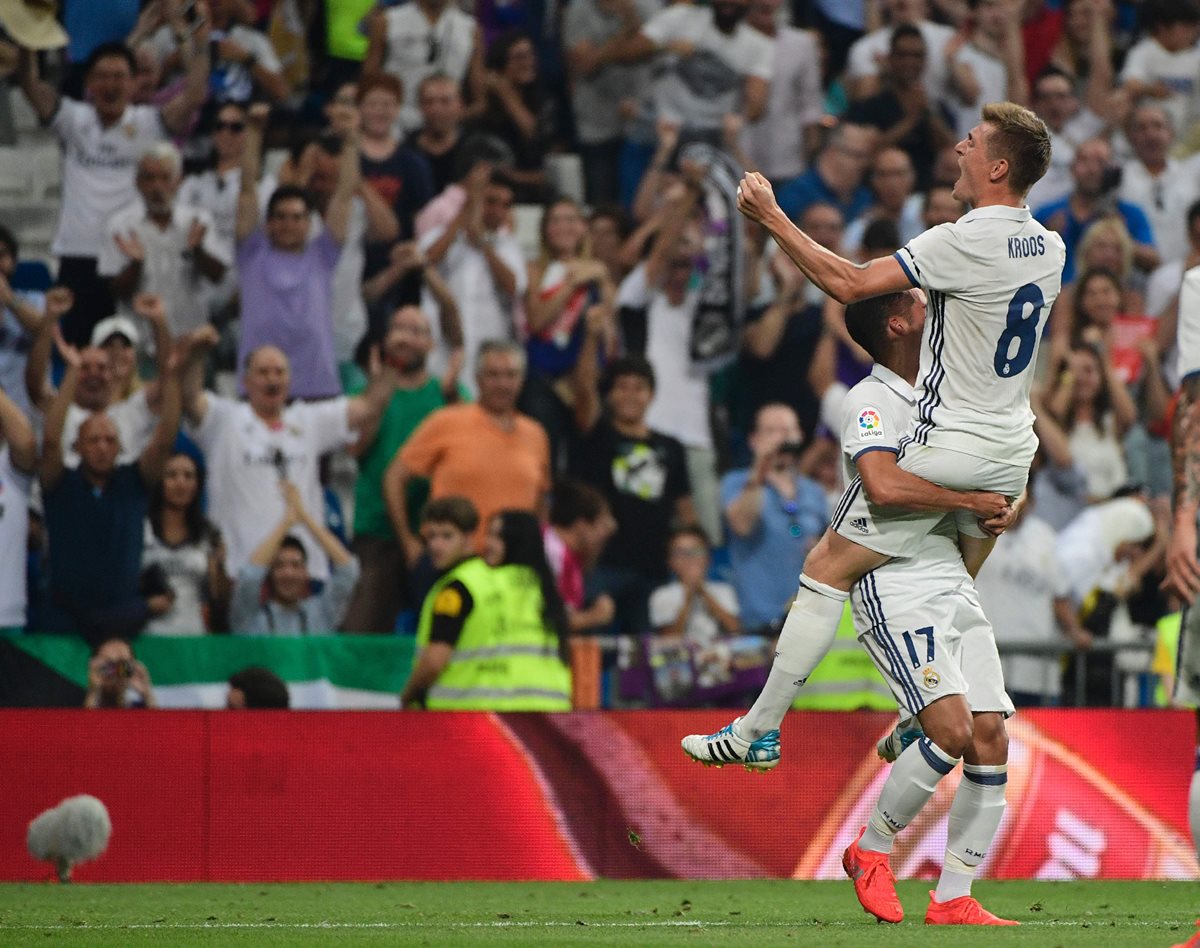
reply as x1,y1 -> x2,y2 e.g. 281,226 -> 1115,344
348,375 -> 470,539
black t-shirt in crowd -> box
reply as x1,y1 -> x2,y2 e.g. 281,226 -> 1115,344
570,420 -> 691,579
405,132 -> 466,197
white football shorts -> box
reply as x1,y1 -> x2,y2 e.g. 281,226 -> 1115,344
832,442 -> 1029,555
851,569 -> 1015,718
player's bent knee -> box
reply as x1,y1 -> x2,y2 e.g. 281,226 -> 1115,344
968,712 -> 1009,764
919,696 -> 974,758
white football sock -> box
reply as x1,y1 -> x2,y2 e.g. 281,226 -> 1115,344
936,763 -> 1008,903
737,575 -> 848,741
860,736 -> 960,854
1190,749 -> 1200,858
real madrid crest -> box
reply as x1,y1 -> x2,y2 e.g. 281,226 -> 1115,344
922,666 -> 940,689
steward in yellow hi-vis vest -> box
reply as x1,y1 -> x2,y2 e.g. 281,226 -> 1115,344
791,603 -> 898,711
415,557 -> 572,711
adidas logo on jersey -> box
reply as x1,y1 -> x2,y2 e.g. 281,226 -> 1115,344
849,517 -> 870,535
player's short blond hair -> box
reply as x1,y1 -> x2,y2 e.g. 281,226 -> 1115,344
981,102 -> 1052,199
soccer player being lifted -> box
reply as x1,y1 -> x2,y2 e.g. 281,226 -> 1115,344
683,103 -> 1064,920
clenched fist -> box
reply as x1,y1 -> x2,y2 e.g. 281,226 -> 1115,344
736,172 -> 782,227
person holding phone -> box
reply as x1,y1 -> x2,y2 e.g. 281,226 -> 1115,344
720,402 -> 827,635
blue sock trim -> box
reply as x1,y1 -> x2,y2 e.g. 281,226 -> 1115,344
918,737 -> 955,776
963,769 -> 1008,786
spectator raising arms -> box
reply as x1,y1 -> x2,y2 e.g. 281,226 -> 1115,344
16,37 -> 209,344
229,481 -> 360,636
183,336 -> 395,584
235,103 -> 356,400
40,328 -> 183,641
342,304 -> 466,634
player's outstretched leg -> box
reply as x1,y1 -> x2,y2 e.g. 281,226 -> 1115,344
877,714 -> 924,763
845,734 -> 962,923
680,574 -> 847,769
679,715 -> 780,771
927,712 -> 1018,926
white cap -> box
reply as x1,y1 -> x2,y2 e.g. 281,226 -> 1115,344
90,315 -> 140,347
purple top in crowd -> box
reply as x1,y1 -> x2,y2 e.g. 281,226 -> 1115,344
237,228 -> 342,399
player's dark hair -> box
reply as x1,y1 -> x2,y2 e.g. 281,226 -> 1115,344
85,41 -> 136,78
844,292 -> 912,361
267,185 -> 314,217
421,496 -> 480,534
228,666 -> 290,709
604,354 -> 656,393
862,218 -> 901,255
549,480 -> 609,528
491,510 -> 570,648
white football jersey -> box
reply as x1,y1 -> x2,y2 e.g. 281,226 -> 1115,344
838,364 -> 967,595
1176,264 -> 1200,384
893,206 -> 1065,468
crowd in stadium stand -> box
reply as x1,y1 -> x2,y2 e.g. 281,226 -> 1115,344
0,0 -> 1196,710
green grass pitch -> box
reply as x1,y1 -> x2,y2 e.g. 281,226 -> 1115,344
0,880 -> 1197,946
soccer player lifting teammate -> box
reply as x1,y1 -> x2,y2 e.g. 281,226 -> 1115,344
682,102 -> 1064,919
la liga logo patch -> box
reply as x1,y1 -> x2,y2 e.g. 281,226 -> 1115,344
857,407 -> 885,441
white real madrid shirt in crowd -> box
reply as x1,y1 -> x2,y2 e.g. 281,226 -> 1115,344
974,513 -> 1072,700
61,389 -> 156,468
0,445 -> 32,629
617,263 -> 712,450
1120,36 -> 1200,141
50,99 -> 168,258
140,519 -> 213,636
1118,154 -> 1200,265
418,222 -> 527,396
189,395 -> 351,581
892,205 -> 1065,468
382,2 -> 477,131
640,5 -> 773,134
846,20 -> 956,106
97,202 -> 232,336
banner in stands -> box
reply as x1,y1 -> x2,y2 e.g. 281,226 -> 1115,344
0,636 -> 416,708
1,710 -> 1195,882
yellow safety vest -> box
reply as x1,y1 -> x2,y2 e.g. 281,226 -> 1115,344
791,603 -> 897,711
416,559 -> 572,711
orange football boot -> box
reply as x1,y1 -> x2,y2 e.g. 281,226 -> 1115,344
842,827 -> 903,923
925,891 -> 1019,926
1171,919 -> 1200,947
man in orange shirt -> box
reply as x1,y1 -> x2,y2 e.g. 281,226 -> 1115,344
384,340 -> 551,563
